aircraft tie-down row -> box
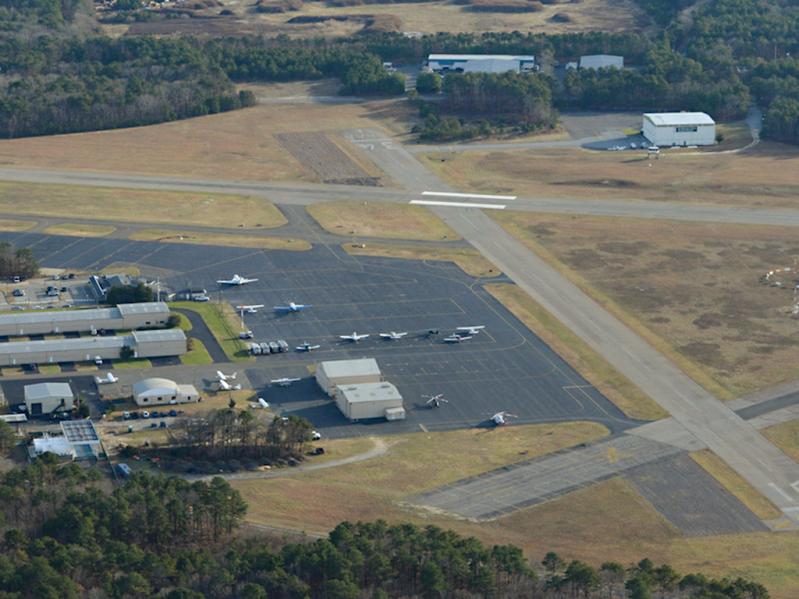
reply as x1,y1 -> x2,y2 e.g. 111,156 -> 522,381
340,326 -> 485,343
236,302 -> 312,314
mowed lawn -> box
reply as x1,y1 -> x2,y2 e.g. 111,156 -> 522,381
420,142 -> 799,209
492,212 -> 799,398
129,229 -> 310,251
0,182 -> 286,229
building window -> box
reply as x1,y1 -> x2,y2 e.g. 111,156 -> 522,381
142,397 -> 148,403
676,126 -> 698,133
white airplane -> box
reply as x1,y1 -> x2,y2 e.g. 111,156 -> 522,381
217,274 -> 258,286
444,334 -> 472,343
236,304 -> 265,314
218,379 -> 242,391
491,411 -> 518,426
296,342 -> 321,352
274,302 -> 311,312
424,394 -> 448,408
457,325 -> 485,335
271,377 -> 301,387
94,372 -> 119,385
216,370 -> 237,382
379,331 -> 408,341
339,332 -> 370,342
258,397 -> 270,409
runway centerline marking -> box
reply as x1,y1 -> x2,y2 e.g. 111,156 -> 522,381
422,191 -> 517,201
410,200 -> 506,210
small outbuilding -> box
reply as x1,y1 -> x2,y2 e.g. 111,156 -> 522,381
132,377 -> 200,406
642,112 -> 716,147
579,54 -> 624,70
24,382 -> 74,417
30,420 -> 102,460
315,358 -> 382,397
335,382 -> 405,421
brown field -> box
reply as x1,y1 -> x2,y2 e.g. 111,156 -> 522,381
0,219 -> 36,232
486,283 -> 666,420
421,142 -> 799,209
126,0 -> 642,38
128,229 -> 311,251
43,223 -> 116,237
0,182 -> 287,229
234,424 -> 799,598
307,201 -> 459,241
0,97 -> 412,183
763,419 -> 799,462
493,212 -> 799,398
345,242 -> 499,277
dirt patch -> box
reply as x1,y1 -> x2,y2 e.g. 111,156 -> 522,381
277,132 -> 381,186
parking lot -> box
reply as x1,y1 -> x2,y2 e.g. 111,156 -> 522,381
0,232 -> 642,438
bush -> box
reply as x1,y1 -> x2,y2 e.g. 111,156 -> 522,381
416,71 -> 442,94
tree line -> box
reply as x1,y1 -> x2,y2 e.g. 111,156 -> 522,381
0,242 -> 38,279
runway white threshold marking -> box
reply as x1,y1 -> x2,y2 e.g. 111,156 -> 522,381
410,199 -> 506,210
768,483 -> 795,502
422,191 -> 517,201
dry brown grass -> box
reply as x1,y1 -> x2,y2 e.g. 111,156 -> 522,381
421,142 -> 799,209
128,229 -> 311,251
0,219 -> 36,232
763,419 -> 799,462
0,182 -> 286,229
690,450 -> 782,520
43,223 -> 116,237
486,283 -> 666,420
493,212 -> 799,398
0,99 -> 412,183
345,242 -> 500,277
307,201 -> 459,241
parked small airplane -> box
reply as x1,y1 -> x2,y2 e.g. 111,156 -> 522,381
216,370 -> 237,382
217,274 -> 258,286
236,304 -> 265,314
491,411 -> 518,426
424,394 -> 448,408
444,334 -> 472,343
457,325 -> 485,335
274,302 -> 311,312
379,331 -> 408,341
340,332 -> 370,342
271,377 -> 301,387
258,397 -> 270,409
218,379 -> 242,391
296,342 -> 321,352
94,372 -> 119,385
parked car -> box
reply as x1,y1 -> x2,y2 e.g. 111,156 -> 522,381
268,341 -> 280,354
141,411 -> 150,419
277,339 -> 289,353
122,411 -> 131,420
260,342 -> 271,355
311,430 -> 321,440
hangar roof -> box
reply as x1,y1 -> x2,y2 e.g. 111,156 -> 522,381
25,382 -> 74,401
338,382 -> 402,404
318,358 -> 380,379
644,112 -> 715,126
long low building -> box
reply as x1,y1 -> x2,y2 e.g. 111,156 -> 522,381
427,54 -> 536,74
0,302 -> 171,337
335,382 -> 405,421
0,329 -> 187,366
132,377 -> 200,406
643,112 -> 716,147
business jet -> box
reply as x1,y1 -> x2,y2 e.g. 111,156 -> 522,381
217,274 -> 258,286
271,377 -> 301,387
296,342 -> 321,352
274,302 -> 311,312
94,372 -> 119,385
218,379 -> 242,391
444,334 -> 472,343
457,325 -> 485,335
216,370 -> 237,382
424,394 -> 448,408
236,304 -> 265,314
340,332 -> 369,342
379,331 -> 408,341
491,411 -> 518,426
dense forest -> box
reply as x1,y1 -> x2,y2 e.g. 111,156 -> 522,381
0,241 -> 39,279
0,456 -> 771,598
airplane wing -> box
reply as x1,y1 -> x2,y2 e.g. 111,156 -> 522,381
216,370 -> 225,380
219,379 -> 231,390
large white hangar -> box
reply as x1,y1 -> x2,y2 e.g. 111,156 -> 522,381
642,112 -> 716,147
335,382 -> 406,421
0,302 -> 171,337
0,329 -> 187,366
315,358 -> 382,397
427,54 -> 536,74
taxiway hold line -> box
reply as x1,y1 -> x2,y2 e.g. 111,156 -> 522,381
422,191 -> 517,201
410,200 -> 506,210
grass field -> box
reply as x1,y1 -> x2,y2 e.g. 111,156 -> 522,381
420,142 -> 799,209
345,243 -> 500,278
690,449 -> 782,520
486,283 -> 666,420
492,212 -> 799,398
37,364 -> 61,375
0,219 -> 36,232
0,99 -> 411,183
114,358 -> 152,370
180,338 -> 213,366
128,229 -> 311,251
763,419 -> 799,462
171,302 -> 253,362
307,202 -> 459,241
43,223 -> 116,237
0,182 -> 286,229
